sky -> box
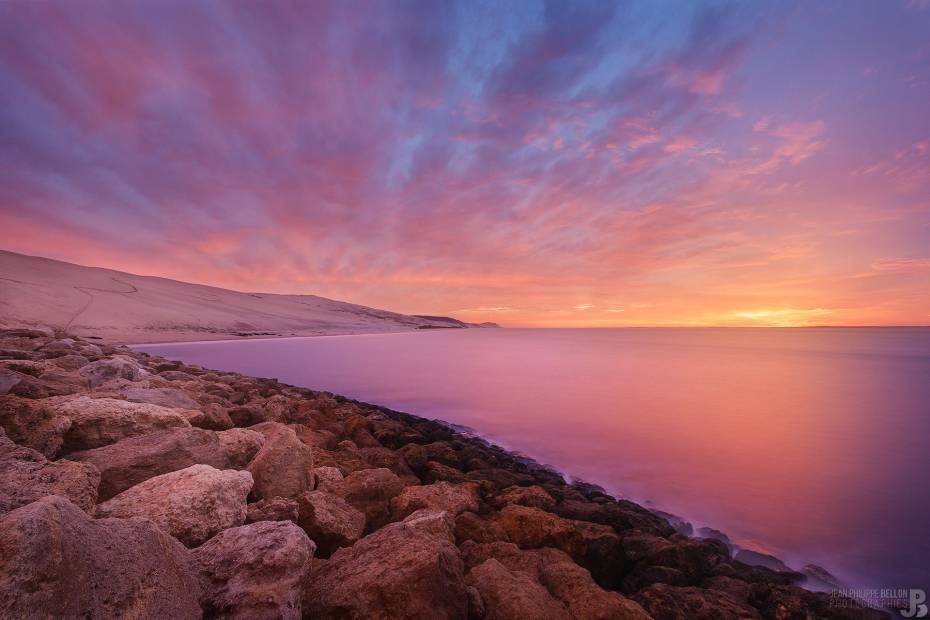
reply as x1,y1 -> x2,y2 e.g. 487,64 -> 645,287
1,0 -> 929,327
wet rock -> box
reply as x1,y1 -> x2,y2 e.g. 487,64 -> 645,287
800,563 -> 843,590
54,395 -> 192,452
696,526 -> 733,551
467,558 -> 571,620
193,520 -> 315,619
247,497 -> 299,523
621,533 -> 731,591
467,467 -> 535,490
734,549 -> 793,573
552,499 -> 675,536
96,464 -> 253,546
79,355 -> 149,388
491,485 -> 556,511
0,395 -> 71,457
297,490 -> 366,556
247,422 -> 314,500
400,442 -> 429,470
119,385 -> 200,409
389,481 -> 480,521
68,427 -> 231,500
634,583 -> 763,619
218,427 -> 264,467
0,433 -> 99,514
425,460 -> 469,483
0,495 -> 201,618
304,510 -> 468,619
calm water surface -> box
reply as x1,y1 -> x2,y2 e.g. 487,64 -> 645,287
136,328 -> 930,589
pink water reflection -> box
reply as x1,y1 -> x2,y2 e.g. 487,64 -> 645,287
137,327 -> 930,588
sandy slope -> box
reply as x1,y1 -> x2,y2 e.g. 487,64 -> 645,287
0,250 -> 481,344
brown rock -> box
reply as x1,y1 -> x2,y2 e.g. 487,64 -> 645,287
54,396 -> 192,452
467,558 -> 571,620
621,533 -> 731,591
296,490 -> 366,557
389,481 -> 480,521
461,541 -> 650,619
0,395 -> 71,457
247,422 -> 314,500
78,355 -> 149,388
193,520 -> 315,619
330,467 -> 405,525
96,464 -> 253,547
247,497 -> 299,523
191,402 -> 235,430
538,551 -> 652,619
0,433 -> 99,514
218,427 -> 264,467
304,510 -> 468,619
68,427 -> 232,500
455,511 -> 510,545
52,354 -> 90,371
119,385 -> 200,409
492,485 -> 556,511
494,505 -> 622,589
312,465 -> 345,491
423,460 -> 468,484
0,495 -> 201,618
634,583 -> 763,619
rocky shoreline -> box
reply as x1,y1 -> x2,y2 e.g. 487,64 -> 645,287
0,327 -> 890,619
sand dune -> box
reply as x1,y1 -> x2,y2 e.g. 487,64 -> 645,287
0,250 -> 492,343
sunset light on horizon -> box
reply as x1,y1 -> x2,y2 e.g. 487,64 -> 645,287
2,1 -> 929,327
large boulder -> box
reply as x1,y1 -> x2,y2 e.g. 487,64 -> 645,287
52,354 -> 90,371
53,396 -> 191,452
247,422 -> 314,500
461,541 -> 651,620
218,427 -> 264,467
467,558 -> 571,620
0,495 -> 201,618
304,510 -> 468,619
78,355 -> 148,387
0,433 -> 99,514
247,497 -> 299,524
0,395 -> 71,457
96,464 -> 253,547
119,386 -> 200,409
296,490 -> 366,557
193,520 -> 315,619
68,427 -> 232,500
620,533 -> 731,591
328,467 -> 405,525
494,505 -> 623,589
389,481 -> 480,521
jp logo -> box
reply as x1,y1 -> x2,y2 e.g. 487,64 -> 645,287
902,589 -> 928,618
